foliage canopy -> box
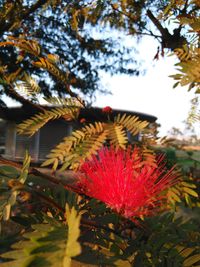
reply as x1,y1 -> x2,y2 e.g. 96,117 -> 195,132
1,0 -> 200,107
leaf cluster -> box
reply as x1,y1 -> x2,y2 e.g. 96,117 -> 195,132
41,113 -> 149,170
171,45 -> 200,93
0,0 -> 142,105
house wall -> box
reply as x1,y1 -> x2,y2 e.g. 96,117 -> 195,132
15,133 -> 39,161
5,122 -> 40,161
0,119 -> 6,155
5,122 -> 16,159
38,121 -> 72,161
4,120 -> 72,162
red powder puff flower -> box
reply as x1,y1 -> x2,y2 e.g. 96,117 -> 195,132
78,147 -> 179,220
102,106 -> 112,113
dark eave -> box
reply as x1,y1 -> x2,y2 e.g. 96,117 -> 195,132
81,107 -> 157,123
0,106 -> 157,123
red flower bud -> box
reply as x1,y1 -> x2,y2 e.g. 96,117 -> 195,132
80,118 -> 86,123
102,106 -> 112,113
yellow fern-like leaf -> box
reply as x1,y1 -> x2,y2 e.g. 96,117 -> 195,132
167,186 -> 182,205
183,254 -> 200,266
42,114 -> 150,170
114,114 -> 149,136
171,45 -> 200,93
179,247 -> 196,258
15,73 -> 41,97
63,204 -> 81,267
21,73 -> 40,94
4,68 -> 22,84
140,146 -> 157,167
42,130 -> 86,169
105,123 -> 128,149
0,36 -> 40,56
46,53 -> 60,64
62,131 -> 108,170
80,130 -> 108,160
71,9 -> 79,31
17,107 -> 80,136
167,179 -> 198,207
32,57 -> 68,86
43,96 -> 84,108
174,45 -> 191,62
83,122 -> 104,135
42,137 -> 74,171
42,122 -> 107,170
175,246 -> 200,267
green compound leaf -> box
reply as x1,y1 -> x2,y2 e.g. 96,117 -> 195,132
1,207 -> 81,267
63,204 -> 81,267
0,152 -> 31,221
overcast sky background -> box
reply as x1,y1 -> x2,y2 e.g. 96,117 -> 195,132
94,36 -> 197,137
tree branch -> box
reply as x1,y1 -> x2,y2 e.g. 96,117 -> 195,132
182,0 -> 190,14
146,9 -> 187,50
0,0 -> 49,36
0,156 -> 81,194
146,9 -> 170,39
22,0 -> 49,19
133,31 -> 161,39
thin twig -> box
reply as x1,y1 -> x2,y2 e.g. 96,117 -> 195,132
132,31 -> 161,39
0,157 -> 81,194
31,188 -> 65,213
110,3 -> 137,21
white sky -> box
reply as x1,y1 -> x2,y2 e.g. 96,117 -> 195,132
94,37 -> 197,137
